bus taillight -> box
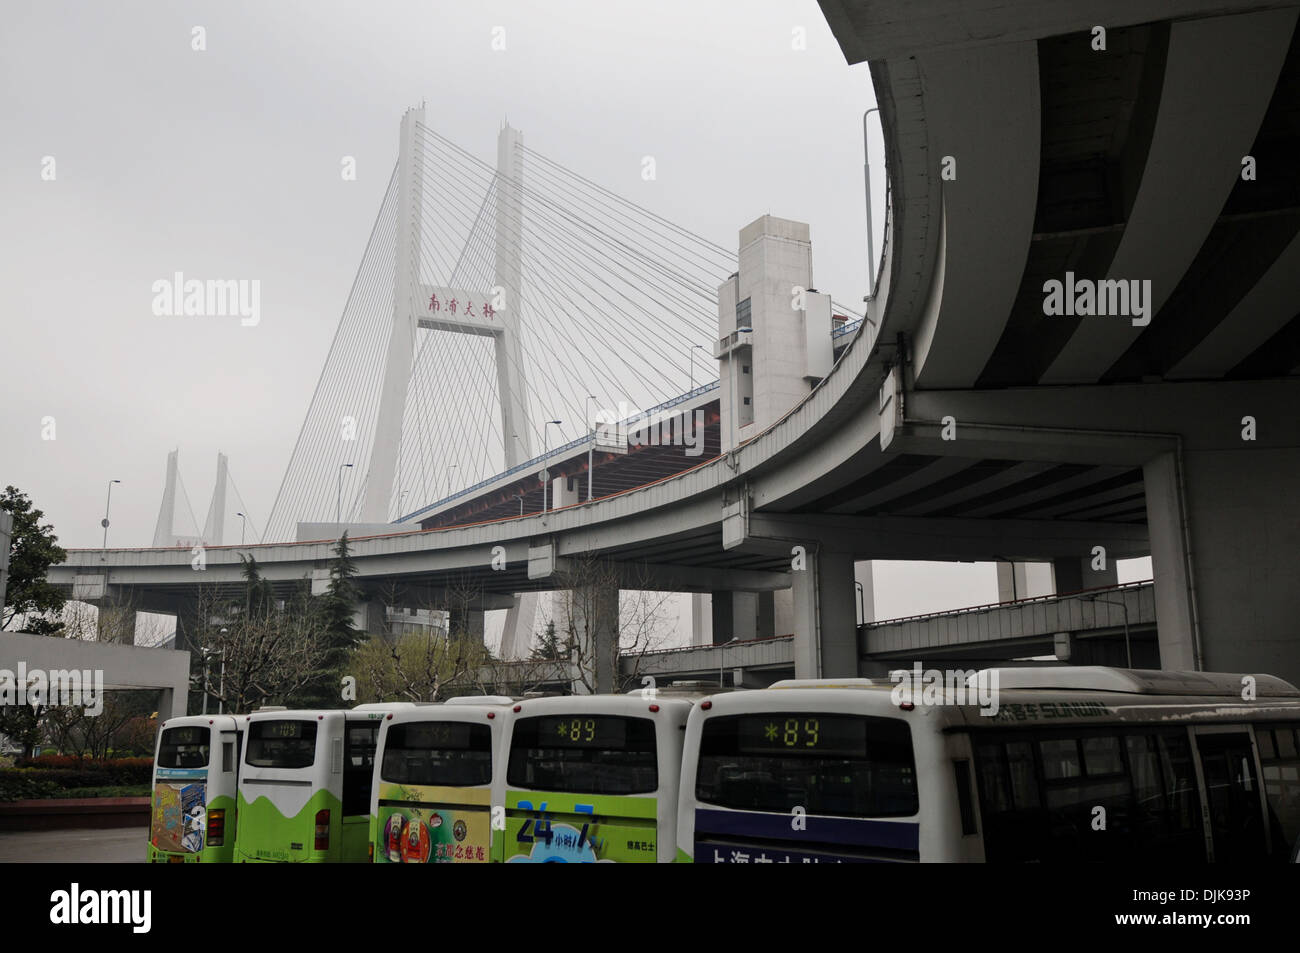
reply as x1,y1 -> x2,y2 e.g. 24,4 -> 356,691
207,808 -> 225,846
314,810 -> 330,851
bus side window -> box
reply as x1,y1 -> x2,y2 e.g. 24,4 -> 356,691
223,742 -> 234,773
1258,723 -> 1300,856
953,760 -> 977,835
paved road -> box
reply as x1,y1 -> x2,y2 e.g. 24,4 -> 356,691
0,826 -> 146,863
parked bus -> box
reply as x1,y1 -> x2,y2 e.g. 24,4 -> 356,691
369,696 -> 514,864
677,667 -> 1300,863
234,707 -> 388,863
147,714 -> 242,863
496,692 -> 695,862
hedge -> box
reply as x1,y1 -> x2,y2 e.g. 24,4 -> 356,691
0,757 -> 154,800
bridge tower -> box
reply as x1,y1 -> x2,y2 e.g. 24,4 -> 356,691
152,450 -> 228,548
361,106 -> 538,656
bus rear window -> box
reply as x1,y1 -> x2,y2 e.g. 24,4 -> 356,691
158,726 -> 210,769
507,715 -> 657,795
695,714 -> 917,818
382,722 -> 493,787
246,720 -> 318,768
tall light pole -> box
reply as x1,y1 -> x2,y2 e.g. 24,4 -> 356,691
101,479 -> 120,552
863,107 -> 881,301
1086,593 -> 1132,668
719,636 -> 740,688
517,493 -> 525,517
236,512 -> 246,546
543,420 -> 561,511
689,344 -> 706,391
585,395 -> 597,503
336,463 -> 353,524
854,581 -> 866,626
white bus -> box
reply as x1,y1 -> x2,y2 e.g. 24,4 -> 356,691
677,667 -> 1300,863
234,707 -> 390,862
496,692 -> 695,862
148,714 -> 242,863
369,696 -> 513,864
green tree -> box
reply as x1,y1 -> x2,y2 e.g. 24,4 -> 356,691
1,487 -> 67,632
531,620 -> 567,660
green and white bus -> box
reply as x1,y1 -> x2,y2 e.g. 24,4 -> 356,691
496,693 -> 694,862
370,696 -> 513,864
234,707 -> 387,863
148,715 -> 242,863
676,667 -> 1300,863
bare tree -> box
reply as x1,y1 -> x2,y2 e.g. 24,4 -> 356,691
536,555 -> 675,694
347,573 -> 494,703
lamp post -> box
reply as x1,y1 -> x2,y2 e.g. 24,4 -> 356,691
854,581 -> 865,626
719,636 -> 739,688
1086,593 -> 1132,668
236,512 -> 246,546
863,107 -> 881,301
690,344 -> 706,391
543,420 -> 561,511
585,395 -> 597,503
336,463 -> 353,524
101,479 -> 121,552
517,493 -> 525,517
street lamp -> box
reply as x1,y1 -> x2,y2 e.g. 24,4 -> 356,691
202,635 -> 228,715
719,636 -> 740,688
585,395 -> 597,503
101,479 -> 121,552
336,463 -> 353,524
1085,593 -> 1132,668
854,581 -> 866,626
236,512 -> 246,546
543,420 -> 561,511
689,344 -> 706,390
517,493 -> 525,517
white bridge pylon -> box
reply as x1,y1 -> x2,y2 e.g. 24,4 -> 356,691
362,105 -> 537,658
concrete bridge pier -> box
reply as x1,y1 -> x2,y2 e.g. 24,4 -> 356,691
447,606 -> 486,643
557,585 -> 619,693
1145,445 -> 1300,684
791,548 -> 858,678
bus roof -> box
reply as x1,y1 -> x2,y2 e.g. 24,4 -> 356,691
768,678 -> 895,690
444,695 -> 516,706
967,666 -> 1300,697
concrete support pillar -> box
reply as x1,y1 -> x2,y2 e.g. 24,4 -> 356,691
174,605 -> 203,654
792,548 -> 858,677
711,590 -> 733,645
1143,452 -> 1198,671
448,607 -> 486,643
690,593 -> 713,646
854,561 -> 875,624
757,591 -> 775,639
158,685 -> 186,720
1052,556 -> 1117,594
995,561 -> 1030,602
550,475 -> 580,511
1148,445 -> 1300,683
563,585 -> 619,694
354,599 -> 390,636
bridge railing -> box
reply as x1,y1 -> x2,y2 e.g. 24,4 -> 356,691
399,380 -> 722,523
858,579 -> 1154,630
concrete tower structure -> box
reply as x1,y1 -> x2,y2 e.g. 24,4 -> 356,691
700,215 -> 874,657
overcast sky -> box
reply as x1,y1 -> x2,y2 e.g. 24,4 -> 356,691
0,1 -> 1147,638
